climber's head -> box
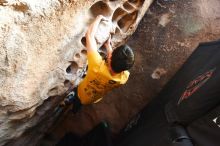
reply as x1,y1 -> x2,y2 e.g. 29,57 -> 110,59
110,45 -> 134,73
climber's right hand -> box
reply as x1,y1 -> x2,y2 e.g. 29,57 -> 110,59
97,15 -> 109,22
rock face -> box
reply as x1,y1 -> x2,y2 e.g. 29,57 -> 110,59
0,0 -> 153,145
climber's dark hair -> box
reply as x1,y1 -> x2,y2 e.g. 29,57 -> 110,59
111,45 -> 134,73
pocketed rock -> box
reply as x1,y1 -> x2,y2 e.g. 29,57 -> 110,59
0,0 -> 153,145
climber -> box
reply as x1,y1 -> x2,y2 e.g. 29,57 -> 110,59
64,15 -> 135,113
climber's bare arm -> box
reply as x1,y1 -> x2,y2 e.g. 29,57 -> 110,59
86,15 -> 107,53
105,35 -> 113,61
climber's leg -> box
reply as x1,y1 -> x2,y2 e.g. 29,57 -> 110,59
65,87 -> 82,113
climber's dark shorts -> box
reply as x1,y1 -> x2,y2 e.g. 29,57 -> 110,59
65,87 -> 82,113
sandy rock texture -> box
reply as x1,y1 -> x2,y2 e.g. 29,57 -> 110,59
0,0 -> 153,145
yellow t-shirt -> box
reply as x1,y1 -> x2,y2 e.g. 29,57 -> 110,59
78,51 -> 129,105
